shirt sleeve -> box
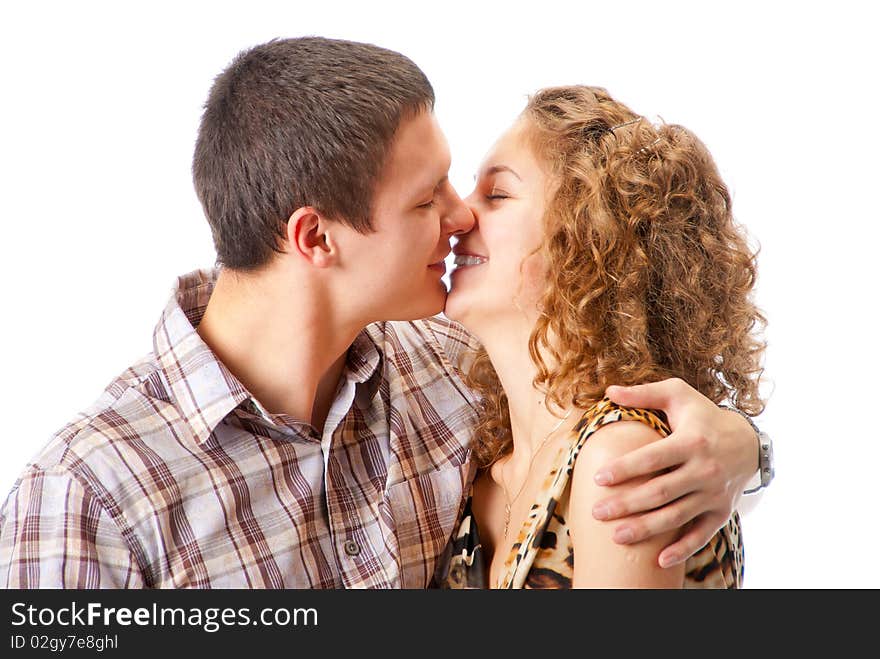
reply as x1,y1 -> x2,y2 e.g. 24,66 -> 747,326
0,464 -> 145,588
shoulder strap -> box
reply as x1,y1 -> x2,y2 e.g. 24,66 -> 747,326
569,398 -> 671,460
496,398 -> 670,589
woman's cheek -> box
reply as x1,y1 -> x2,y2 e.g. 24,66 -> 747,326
515,252 -> 549,310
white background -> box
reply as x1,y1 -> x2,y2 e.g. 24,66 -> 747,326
1,1 -> 877,588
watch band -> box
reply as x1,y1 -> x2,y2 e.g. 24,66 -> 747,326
742,431 -> 773,494
719,405 -> 774,495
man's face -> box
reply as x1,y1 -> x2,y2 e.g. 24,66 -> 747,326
334,111 -> 474,322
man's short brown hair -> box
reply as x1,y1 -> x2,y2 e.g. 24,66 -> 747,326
192,37 -> 435,270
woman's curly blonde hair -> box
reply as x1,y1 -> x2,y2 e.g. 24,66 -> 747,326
466,86 -> 767,468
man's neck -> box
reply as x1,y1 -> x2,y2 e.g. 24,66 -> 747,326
196,266 -> 364,431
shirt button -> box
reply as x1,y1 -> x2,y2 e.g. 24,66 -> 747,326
343,540 -> 361,556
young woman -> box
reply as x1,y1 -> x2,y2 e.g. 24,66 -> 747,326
438,86 -> 765,588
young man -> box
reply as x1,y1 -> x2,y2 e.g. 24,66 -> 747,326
0,38 -> 769,588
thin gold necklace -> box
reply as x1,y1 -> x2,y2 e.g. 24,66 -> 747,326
500,409 -> 573,539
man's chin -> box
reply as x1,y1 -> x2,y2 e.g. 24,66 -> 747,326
384,289 -> 446,322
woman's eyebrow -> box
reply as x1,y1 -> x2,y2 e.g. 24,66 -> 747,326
474,164 -> 522,181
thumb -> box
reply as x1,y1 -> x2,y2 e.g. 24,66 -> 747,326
605,380 -> 675,409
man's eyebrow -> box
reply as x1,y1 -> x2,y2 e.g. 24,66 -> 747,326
424,174 -> 448,193
413,174 -> 449,201
476,165 -> 522,181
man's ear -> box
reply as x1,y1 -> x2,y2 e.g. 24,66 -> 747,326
287,207 -> 336,268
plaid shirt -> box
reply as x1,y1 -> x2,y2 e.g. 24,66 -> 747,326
0,269 -> 481,588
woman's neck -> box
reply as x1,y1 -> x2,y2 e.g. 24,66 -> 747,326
475,318 -> 573,459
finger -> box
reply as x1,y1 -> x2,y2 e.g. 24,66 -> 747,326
608,493 -> 704,545
657,513 -> 727,568
592,465 -> 698,520
605,378 -> 681,410
593,434 -> 687,486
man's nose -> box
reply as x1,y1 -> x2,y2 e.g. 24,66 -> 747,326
443,189 -> 475,235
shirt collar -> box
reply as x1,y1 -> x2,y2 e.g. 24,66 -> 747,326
153,268 -> 252,445
348,327 -> 383,403
153,268 -> 385,445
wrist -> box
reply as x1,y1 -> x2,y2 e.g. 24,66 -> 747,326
720,406 -> 759,476
719,404 -> 773,494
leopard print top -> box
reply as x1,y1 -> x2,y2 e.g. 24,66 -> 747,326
435,398 -> 744,589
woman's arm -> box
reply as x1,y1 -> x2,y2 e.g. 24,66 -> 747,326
570,420 -> 686,588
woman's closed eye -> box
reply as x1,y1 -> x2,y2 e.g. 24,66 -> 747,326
487,186 -> 510,201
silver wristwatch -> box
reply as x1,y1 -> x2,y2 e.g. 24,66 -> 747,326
743,431 -> 773,495
720,405 -> 774,495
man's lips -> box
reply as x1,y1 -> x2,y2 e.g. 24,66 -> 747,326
428,247 -> 451,275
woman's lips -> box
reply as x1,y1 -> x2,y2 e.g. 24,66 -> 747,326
453,254 -> 488,267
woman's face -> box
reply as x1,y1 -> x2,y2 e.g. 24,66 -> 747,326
445,119 -> 554,333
